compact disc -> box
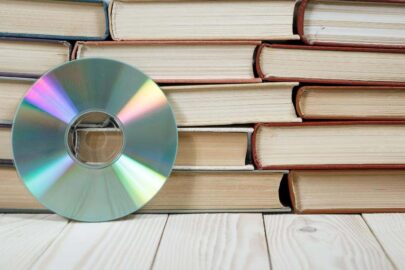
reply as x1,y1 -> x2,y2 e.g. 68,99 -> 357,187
12,58 -> 178,222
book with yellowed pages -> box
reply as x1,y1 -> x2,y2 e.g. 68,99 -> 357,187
289,170 -> 405,213
256,44 -> 405,85
108,0 -> 298,41
253,121 -> 405,169
0,78 -> 301,125
296,86 -> 405,120
297,0 -> 405,48
0,0 -> 108,40
0,165 -> 290,212
73,40 -> 261,83
0,126 -> 254,170
0,39 -> 70,78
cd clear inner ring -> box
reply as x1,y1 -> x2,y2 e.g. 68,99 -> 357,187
66,111 -> 124,169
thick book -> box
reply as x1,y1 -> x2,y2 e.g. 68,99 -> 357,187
289,169 -> 405,213
109,0 -> 298,41
253,121 -> 405,170
164,83 -> 301,125
0,39 -> 71,78
0,0 -> 108,40
0,79 -> 301,125
296,85 -> 405,121
1,126 -> 253,169
256,44 -> 405,85
73,41 -> 261,83
0,165 -> 290,212
297,0 -> 405,48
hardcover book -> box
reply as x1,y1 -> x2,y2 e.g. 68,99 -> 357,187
0,79 -> 301,125
297,0 -> 405,48
109,0 -> 298,41
0,166 -> 290,213
0,0 -> 108,40
296,86 -> 405,121
256,44 -> 405,85
253,121 -> 405,170
73,41 -> 261,83
0,126 -> 254,169
289,169 -> 405,213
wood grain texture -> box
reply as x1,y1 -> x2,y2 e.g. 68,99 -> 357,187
0,214 -> 68,270
363,214 -> 405,269
264,215 -> 394,270
31,214 -> 167,270
153,213 -> 270,270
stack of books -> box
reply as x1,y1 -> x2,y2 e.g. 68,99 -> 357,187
1,0 -> 405,214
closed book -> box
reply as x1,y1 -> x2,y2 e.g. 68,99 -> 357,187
1,126 -> 254,170
0,78 -> 301,125
296,85 -> 405,121
73,40 -> 261,83
0,165 -> 290,212
256,44 -> 405,85
0,38 -> 70,78
0,0 -> 108,40
109,0 -> 298,41
297,0 -> 405,48
289,169 -> 405,213
253,121 -> 405,170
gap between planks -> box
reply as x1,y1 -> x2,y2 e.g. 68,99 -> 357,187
363,213 -> 405,270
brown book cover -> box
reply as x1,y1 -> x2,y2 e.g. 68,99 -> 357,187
288,169 -> 405,214
252,121 -> 405,170
72,40 -> 262,84
296,85 -> 405,120
297,0 -> 405,49
255,43 -> 405,85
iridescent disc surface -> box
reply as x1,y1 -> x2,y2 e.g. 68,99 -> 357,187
12,58 -> 178,222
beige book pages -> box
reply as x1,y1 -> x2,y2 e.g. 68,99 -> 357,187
255,124 -> 405,166
298,86 -> 405,119
260,46 -> 405,83
76,42 -> 257,81
0,81 -> 300,125
303,0 -> 405,46
0,166 -> 285,211
0,40 -> 70,76
290,170 -> 405,212
0,0 -> 106,37
164,82 -> 301,126
0,78 -> 33,124
110,0 -> 298,40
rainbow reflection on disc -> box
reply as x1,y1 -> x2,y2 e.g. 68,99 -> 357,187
12,58 -> 178,222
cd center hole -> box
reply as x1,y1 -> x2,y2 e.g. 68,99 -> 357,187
67,112 -> 123,166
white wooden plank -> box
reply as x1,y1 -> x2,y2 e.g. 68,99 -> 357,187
264,215 -> 394,270
153,213 -> 270,270
363,213 -> 405,269
31,214 -> 167,270
0,214 -> 68,270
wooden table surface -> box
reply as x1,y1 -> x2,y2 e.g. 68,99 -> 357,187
0,213 -> 403,270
